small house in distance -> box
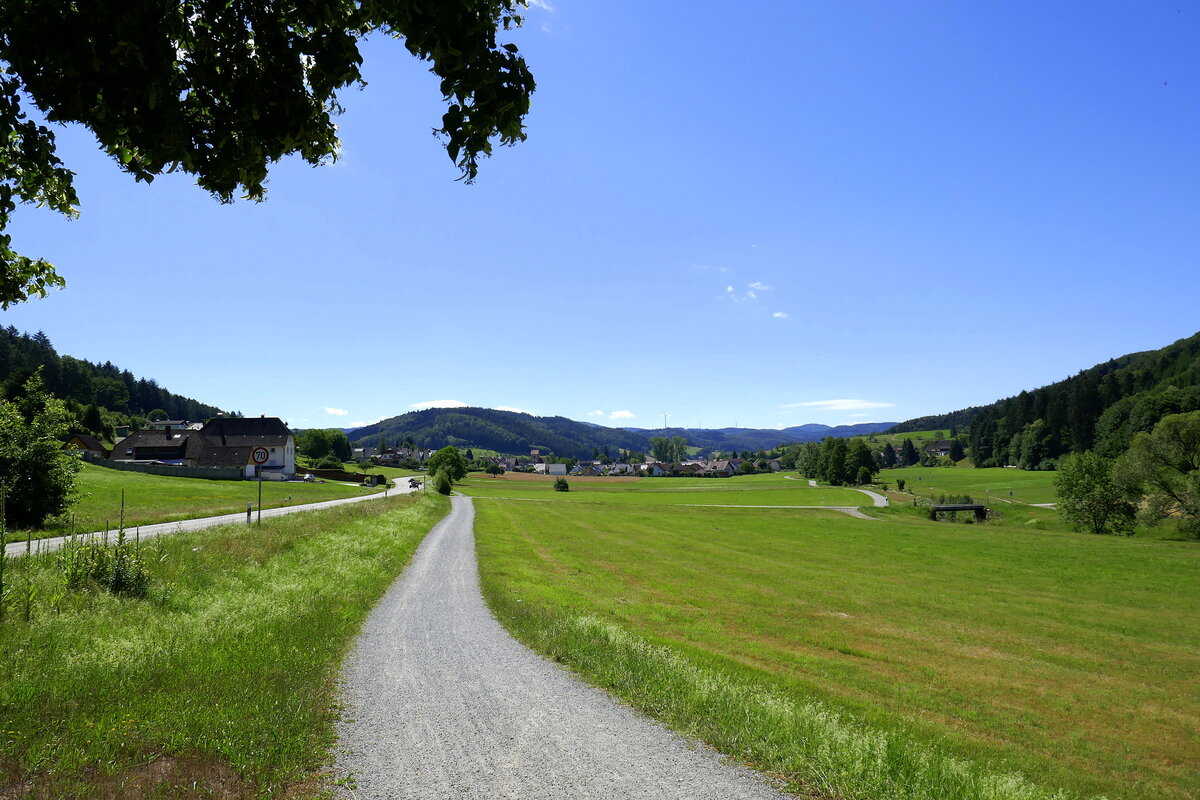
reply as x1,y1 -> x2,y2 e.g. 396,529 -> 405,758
110,415 -> 296,479
62,433 -> 108,458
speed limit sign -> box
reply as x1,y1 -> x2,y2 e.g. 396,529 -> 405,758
251,446 -> 270,465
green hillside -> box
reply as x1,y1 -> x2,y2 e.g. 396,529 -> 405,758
349,407 -> 651,459
889,330 -> 1200,467
350,408 -> 898,459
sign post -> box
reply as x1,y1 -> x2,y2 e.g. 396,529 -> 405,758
251,446 -> 270,525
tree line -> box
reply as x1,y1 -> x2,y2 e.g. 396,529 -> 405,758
883,331 -> 1200,471
0,327 -> 232,438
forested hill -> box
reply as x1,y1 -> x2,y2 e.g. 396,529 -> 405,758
349,408 -> 650,458
622,422 -> 896,453
0,327 -> 230,424
349,408 -> 896,458
890,330 -> 1200,468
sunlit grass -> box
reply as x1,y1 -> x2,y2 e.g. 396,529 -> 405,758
0,492 -> 448,798
476,500 -> 1200,800
884,466 -> 1059,504
460,473 -> 871,506
13,462 -> 385,542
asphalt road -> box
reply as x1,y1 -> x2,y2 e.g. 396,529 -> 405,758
334,495 -> 788,800
4,480 -> 420,559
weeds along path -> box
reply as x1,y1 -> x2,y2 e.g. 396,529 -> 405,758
334,495 -> 787,800
4,482 -> 419,559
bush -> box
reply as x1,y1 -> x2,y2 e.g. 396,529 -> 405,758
313,454 -> 345,470
433,468 -> 453,495
553,477 -> 570,492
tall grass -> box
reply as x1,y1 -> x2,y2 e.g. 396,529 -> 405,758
0,492 -> 447,798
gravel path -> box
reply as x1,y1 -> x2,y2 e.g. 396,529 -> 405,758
4,481 -> 417,559
334,495 -> 788,799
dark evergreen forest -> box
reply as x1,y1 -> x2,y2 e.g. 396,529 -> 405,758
890,331 -> 1200,468
0,327 -> 230,429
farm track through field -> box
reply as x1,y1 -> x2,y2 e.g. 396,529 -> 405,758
334,495 -> 788,799
4,481 -> 419,559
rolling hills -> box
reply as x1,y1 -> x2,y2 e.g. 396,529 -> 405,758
348,409 -> 895,458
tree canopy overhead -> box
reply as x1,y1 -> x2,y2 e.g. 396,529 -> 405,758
0,0 -> 536,306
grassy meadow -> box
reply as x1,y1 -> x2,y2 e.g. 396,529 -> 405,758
0,492 -> 448,798
460,472 -> 872,507
474,492 -> 1200,800
13,462 -> 388,542
884,466 -> 1059,505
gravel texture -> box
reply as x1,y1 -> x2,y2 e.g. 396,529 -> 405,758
334,495 -> 788,799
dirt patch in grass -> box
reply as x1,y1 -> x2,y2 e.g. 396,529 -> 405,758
1,755 -> 249,800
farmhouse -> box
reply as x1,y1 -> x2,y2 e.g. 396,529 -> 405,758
924,440 -> 954,458
111,415 -> 296,478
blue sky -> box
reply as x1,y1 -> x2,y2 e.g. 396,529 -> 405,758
3,1 -> 1197,431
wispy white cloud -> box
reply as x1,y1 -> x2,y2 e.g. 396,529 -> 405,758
411,399 -> 468,409
325,407 -> 349,416
587,410 -> 605,417
496,406 -> 533,415
780,399 -> 895,411
724,281 -> 772,303
694,264 -> 730,273
846,413 -> 871,419
772,311 -> 789,319
347,420 -> 368,428
609,410 -> 635,420
525,0 -> 554,10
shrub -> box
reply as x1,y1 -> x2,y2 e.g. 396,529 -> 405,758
553,477 -> 570,492
433,468 -> 453,495
314,454 -> 344,470
59,528 -> 150,598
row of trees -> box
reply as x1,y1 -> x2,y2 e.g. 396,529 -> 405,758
1054,411 -> 1200,538
295,428 -> 353,463
649,436 -> 689,464
792,438 -> 880,486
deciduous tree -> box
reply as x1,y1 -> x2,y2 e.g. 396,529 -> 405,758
426,446 -> 468,483
1116,411 -> 1200,538
0,371 -> 79,528
0,1 -> 536,306
1054,451 -> 1136,535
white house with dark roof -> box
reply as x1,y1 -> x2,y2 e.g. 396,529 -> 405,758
111,415 -> 295,479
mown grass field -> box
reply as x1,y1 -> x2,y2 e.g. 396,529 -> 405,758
0,492 -> 448,798
15,463 -> 387,542
475,497 -> 1200,800
884,466 -> 1059,504
460,473 -> 873,507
